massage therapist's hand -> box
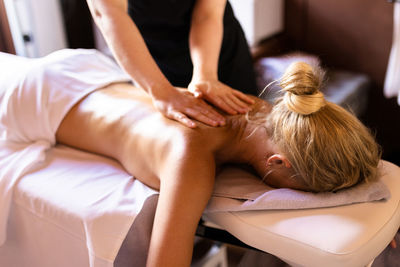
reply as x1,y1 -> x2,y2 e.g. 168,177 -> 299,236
188,79 -> 255,115
151,86 -> 226,128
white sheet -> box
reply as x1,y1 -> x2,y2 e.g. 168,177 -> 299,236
0,145 -> 157,267
0,49 -> 131,250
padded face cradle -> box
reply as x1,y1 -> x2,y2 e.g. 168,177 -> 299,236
203,161 -> 400,267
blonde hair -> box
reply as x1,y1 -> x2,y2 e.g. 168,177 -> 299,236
254,61 -> 381,192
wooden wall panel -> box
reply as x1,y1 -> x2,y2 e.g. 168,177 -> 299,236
284,0 -> 400,163
304,0 -> 392,85
284,0 -> 308,50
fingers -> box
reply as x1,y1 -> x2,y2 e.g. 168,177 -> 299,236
157,82 -> 254,128
228,93 -> 252,111
232,90 -> 255,104
168,104 -> 225,128
191,81 -> 254,115
166,107 -> 225,128
168,110 -> 197,128
160,90 -> 226,128
208,92 -> 252,115
184,107 -> 224,127
224,90 -> 255,114
191,100 -> 226,126
209,96 -> 236,115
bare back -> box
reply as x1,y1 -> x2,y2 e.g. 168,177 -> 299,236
56,82 -> 233,189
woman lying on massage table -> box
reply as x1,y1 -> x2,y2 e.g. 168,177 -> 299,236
50,55 -> 381,266
0,49 -> 380,266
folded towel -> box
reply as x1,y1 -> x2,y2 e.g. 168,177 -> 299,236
206,163 -> 390,213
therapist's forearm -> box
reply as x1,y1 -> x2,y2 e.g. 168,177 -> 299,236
189,1 -> 225,81
87,0 -> 228,129
87,0 -> 172,97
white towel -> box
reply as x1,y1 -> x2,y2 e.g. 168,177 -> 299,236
206,164 -> 391,213
0,49 -> 130,246
384,2 -> 400,105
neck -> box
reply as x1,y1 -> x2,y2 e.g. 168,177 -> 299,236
215,116 -> 270,166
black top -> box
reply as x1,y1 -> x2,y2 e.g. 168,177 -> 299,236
128,0 -> 257,95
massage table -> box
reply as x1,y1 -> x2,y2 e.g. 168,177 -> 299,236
0,143 -> 399,267
202,160 -> 400,267
0,49 -> 398,267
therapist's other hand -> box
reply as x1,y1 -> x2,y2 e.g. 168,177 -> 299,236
188,79 -> 255,115
152,86 -> 226,128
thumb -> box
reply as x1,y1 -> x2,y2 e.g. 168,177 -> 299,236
188,84 -> 203,98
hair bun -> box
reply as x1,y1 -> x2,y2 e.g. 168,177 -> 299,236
280,61 -> 326,115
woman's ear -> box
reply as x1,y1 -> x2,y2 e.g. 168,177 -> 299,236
266,154 -> 291,168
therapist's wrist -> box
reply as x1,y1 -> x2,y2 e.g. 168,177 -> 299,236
191,66 -> 218,81
191,73 -> 218,84
148,83 -> 179,103
145,80 -> 174,99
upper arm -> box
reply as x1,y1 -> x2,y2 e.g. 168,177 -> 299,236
158,133 -> 216,213
192,0 -> 227,22
86,0 -> 128,21
158,130 -> 216,185
146,130 -> 217,266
